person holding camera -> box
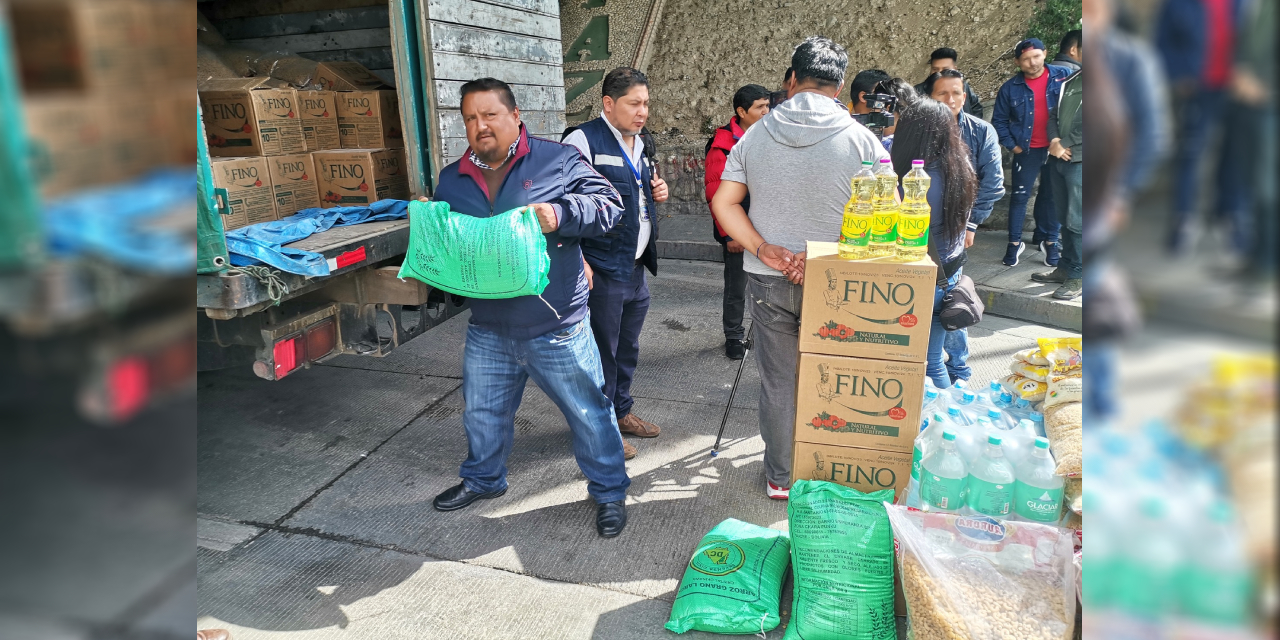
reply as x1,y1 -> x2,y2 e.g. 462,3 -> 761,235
992,38 -> 1073,267
711,37 -> 889,500
924,69 -> 1005,383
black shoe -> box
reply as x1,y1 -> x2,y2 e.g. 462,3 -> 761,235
725,339 -> 746,360
433,483 -> 507,512
1030,267 -> 1067,284
596,500 -> 627,538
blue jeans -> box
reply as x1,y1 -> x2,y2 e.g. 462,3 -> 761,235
1007,146 -> 1059,245
459,317 -> 631,504
928,270 -> 964,388
587,262 -> 651,419
943,327 -> 971,384
1172,90 -> 1249,251
1049,159 -> 1083,279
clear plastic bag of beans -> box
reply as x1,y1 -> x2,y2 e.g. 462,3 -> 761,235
885,505 -> 1076,640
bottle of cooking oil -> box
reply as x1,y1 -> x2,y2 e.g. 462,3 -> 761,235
896,159 -> 932,261
838,160 -> 876,259
867,158 -> 899,258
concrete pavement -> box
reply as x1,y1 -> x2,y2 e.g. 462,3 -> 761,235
196,259 -> 1079,639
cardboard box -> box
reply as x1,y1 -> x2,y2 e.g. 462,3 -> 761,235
23,95 -> 110,198
171,88 -> 199,165
799,241 -> 938,363
199,79 -> 307,157
795,352 -> 926,453
211,157 -> 277,230
313,149 -> 409,208
267,154 -> 321,217
335,90 -> 403,149
791,441 -> 911,503
298,91 -> 341,151
103,95 -> 168,181
313,61 -> 391,92
9,0 -> 145,92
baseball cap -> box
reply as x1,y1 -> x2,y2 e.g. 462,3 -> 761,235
1014,38 -> 1046,59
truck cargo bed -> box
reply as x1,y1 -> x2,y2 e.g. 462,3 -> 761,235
197,219 -> 410,314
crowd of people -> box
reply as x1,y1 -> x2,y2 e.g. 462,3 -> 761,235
402,25 -> 1096,537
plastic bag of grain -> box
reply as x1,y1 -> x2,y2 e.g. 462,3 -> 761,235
665,518 -> 791,635
886,505 -> 1076,640
1044,402 -> 1082,477
1038,338 -> 1083,409
785,481 -> 896,640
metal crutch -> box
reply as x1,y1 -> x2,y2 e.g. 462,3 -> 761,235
710,322 -> 755,457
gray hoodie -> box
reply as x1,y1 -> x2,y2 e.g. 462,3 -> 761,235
722,91 -> 890,276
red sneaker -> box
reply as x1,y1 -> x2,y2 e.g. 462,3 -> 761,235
766,481 -> 790,500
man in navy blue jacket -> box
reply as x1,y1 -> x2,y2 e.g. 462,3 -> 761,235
562,68 -> 669,459
428,78 -> 631,538
992,39 -> 1073,267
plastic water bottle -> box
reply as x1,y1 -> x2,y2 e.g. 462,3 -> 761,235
922,387 -> 944,416
993,391 -> 1015,409
1013,437 -> 1064,523
946,406 -> 983,462
905,411 -> 948,508
867,158 -> 899,258
987,380 -> 1004,396
920,430 -> 967,513
986,407 -> 1015,431
1028,411 -> 1045,438
964,434 -> 1015,517
945,405 -> 972,426
895,159 -> 930,261
1001,418 -> 1040,467
838,161 -> 876,259
1175,500 -> 1253,626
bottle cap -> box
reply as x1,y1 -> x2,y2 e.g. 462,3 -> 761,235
977,417 -> 992,427
947,406 -> 962,417
987,434 -> 1002,445
862,160 -> 873,166
954,379 -> 968,389
989,381 -> 1002,392
988,409 -> 1003,420
1000,392 -> 1013,403
912,159 -> 925,165
961,391 -> 976,403
1034,436 -> 1050,448
925,388 -> 939,399
879,158 -> 892,163
933,412 -> 947,423
1031,411 -> 1044,421
942,430 -> 956,441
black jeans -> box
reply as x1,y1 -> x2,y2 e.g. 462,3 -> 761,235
722,245 -> 747,341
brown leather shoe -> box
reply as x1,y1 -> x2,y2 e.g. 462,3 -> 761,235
618,413 -> 661,438
197,631 -> 232,640
623,440 -> 637,460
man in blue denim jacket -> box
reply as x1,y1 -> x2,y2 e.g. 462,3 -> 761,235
426,78 -> 632,539
991,39 -> 1073,267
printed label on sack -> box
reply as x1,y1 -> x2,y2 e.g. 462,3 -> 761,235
841,214 -> 871,245
965,477 -> 1012,517
690,541 -> 745,576
954,515 -> 1008,543
920,474 -> 964,511
1013,482 -> 1064,522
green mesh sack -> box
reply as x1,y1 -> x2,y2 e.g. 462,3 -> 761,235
397,199 -> 550,299
784,481 -> 896,640
665,518 -> 791,635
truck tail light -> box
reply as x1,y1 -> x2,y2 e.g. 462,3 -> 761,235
107,357 -> 149,422
258,317 -> 338,380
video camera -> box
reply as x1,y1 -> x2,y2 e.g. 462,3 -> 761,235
851,91 -> 898,136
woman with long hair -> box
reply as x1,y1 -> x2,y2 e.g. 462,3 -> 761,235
890,98 -> 978,387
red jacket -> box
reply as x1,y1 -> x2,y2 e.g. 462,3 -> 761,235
704,117 -> 749,243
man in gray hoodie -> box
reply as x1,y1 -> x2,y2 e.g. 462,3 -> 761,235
711,36 -> 890,500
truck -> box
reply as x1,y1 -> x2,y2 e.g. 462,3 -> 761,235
0,0 -> 568,424
195,0 -> 568,381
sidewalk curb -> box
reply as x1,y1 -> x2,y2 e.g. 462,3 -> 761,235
976,285 -> 1082,332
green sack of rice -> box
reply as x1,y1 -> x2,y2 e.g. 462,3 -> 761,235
785,480 -> 896,640
664,518 -> 791,635
396,199 -> 550,299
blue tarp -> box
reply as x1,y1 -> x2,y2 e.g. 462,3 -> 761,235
43,169 -> 196,274
226,200 -> 409,277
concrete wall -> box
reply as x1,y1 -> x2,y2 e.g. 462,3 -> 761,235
645,0 -> 1039,135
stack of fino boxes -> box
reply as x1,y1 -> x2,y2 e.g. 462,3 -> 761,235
792,241 -> 939,614
792,241 -> 939,501
198,61 -> 408,231
13,0 -> 196,199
